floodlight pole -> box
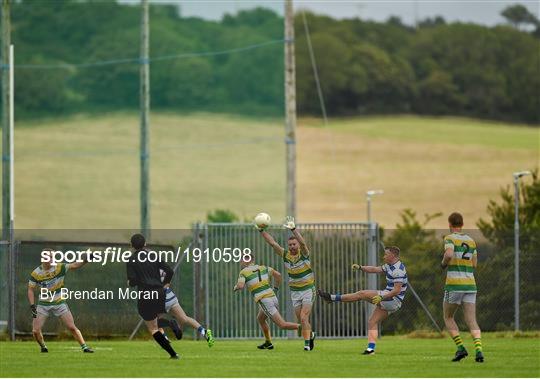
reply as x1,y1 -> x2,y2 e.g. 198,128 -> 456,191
513,170 -> 531,331
1,0 -> 12,333
284,0 -> 296,219
140,0 -> 150,237
284,0 -> 297,335
366,189 -> 382,335
2,0 -> 11,245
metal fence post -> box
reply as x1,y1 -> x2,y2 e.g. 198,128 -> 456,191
514,176 -> 520,331
8,239 -> 17,341
366,222 -> 378,335
192,223 -> 201,340
204,224 -> 210,331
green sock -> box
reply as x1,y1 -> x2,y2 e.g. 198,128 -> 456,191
452,335 -> 465,351
80,343 -> 88,350
304,340 -> 309,347
473,337 -> 482,353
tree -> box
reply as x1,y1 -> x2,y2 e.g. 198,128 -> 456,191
418,16 -> 446,28
206,209 -> 239,223
15,56 -> 75,114
501,4 -> 539,30
414,70 -> 465,114
383,210 -> 445,333
8,1 -> 540,123
477,171 -> 540,330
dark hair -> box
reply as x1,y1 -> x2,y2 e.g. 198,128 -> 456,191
448,212 -> 464,227
385,246 -> 400,256
288,236 -> 298,241
130,233 -> 146,249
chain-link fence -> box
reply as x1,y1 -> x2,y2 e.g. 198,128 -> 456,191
4,225 -> 538,340
381,228 -> 540,334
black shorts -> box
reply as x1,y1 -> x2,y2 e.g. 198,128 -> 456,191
137,287 -> 166,321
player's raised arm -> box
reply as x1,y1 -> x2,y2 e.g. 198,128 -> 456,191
259,229 -> 285,256
283,216 -> 310,256
67,260 -> 87,271
67,251 -> 94,270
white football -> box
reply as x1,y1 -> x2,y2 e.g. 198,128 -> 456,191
254,212 -> 271,229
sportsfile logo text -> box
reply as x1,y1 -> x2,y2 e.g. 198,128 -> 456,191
40,247 -> 253,266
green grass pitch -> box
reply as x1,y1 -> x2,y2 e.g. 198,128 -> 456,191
1,336 -> 539,377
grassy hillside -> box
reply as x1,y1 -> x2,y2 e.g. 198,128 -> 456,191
2,113 -> 538,232
297,115 -> 539,228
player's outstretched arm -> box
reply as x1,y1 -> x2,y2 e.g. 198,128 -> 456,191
283,216 -> 310,256
67,261 -> 87,270
68,252 -> 93,270
352,264 -> 383,274
259,230 -> 285,256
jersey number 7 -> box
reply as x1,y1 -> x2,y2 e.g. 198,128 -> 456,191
255,269 -> 262,282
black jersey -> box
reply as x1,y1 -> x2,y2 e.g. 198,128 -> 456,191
126,249 -> 173,288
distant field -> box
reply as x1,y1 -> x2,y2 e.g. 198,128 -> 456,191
2,113 -> 538,231
1,336 -> 539,377
297,115 -> 539,228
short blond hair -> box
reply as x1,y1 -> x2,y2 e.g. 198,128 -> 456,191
385,246 -> 400,256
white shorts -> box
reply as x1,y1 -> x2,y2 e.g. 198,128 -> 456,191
377,290 -> 402,314
164,288 -> 179,313
37,303 -> 70,317
444,291 -> 477,304
291,287 -> 316,308
258,296 -> 280,317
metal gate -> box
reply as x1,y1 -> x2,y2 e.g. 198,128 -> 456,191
193,222 -> 379,339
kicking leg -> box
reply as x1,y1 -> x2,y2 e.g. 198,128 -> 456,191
363,307 -> 388,355
59,310 -> 93,353
463,301 -> 483,362
32,312 -> 48,352
319,289 -> 378,303
170,304 -> 213,346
